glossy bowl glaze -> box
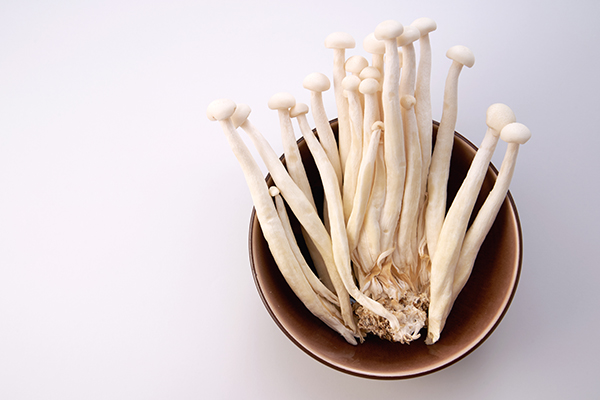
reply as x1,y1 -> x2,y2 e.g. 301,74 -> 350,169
249,120 -> 522,379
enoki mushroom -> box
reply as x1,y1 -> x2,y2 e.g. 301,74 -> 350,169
208,18 -> 530,345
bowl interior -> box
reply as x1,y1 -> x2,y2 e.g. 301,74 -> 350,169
249,120 -> 522,379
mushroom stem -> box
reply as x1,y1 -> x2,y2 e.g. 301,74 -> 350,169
394,94 -> 422,282
374,20 -> 406,261
303,72 -> 343,186
346,123 -> 382,253
342,75 -> 364,221
411,18 -> 437,197
207,99 -> 357,345
425,45 -> 475,259
293,104 -> 401,332
269,93 -> 315,209
233,105 -> 356,330
452,122 -> 531,299
325,32 -> 356,174
426,121 -> 503,345
270,186 -> 340,307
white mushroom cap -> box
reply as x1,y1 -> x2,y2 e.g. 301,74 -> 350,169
446,45 -> 475,68
486,103 -> 516,135
324,32 -> 355,49
410,17 -> 437,36
303,72 -> 331,92
231,103 -> 252,128
359,78 -> 380,95
345,55 -> 368,75
396,25 -> 420,46
268,92 -> 296,110
206,98 -> 236,121
372,121 -> 384,132
363,32 -> 385,54
500,122 -> 531,144
359,66 -> 381,81
374,20 -> 404,41
342,75 -> 361,92
268,186 -> 280,197
400,94 -> 416,109
289,102 -> 309,118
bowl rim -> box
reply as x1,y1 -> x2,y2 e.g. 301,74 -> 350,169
248,120 -> 523,379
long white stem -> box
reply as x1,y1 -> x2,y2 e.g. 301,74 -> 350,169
342,80 -> 364,221
270,186 -> 340,307
426,127 -> 500,345
297,113 -> 401,331
452,142 -> 519,298
346,126 -> 381,253
425,61 -> 463,258
238,119 -> 355,330
310,90 -> 343,186
216,117 -> 357,345
378,38 -> 406,258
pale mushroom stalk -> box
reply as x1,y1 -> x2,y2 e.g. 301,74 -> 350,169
354,128 -> 386,284
393,26 -> 421,279
207,99 -> 357,345
426,118 -> 507,345
411,17 -> 437,197
341,75 -> 364,221
303,72 -> 343,186
254,98 -> 333,293
425,45 -> 475,259
359,77 -> 381,158
292,103 -> 402,332
269,92 -> 315,208
346,123 -> 382,253
374,20 -> 406,262
231,104 -> 355,330
452,122 -> 531,300
325,32 -> 355,173
394,94 -> 422,283
270,186 -> 340,307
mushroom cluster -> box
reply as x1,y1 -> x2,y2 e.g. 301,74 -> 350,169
207,19 -> 531,345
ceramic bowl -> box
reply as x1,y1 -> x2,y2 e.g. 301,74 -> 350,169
248,120 -> 522,379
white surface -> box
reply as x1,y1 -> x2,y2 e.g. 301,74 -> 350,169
1,1 -> 598,398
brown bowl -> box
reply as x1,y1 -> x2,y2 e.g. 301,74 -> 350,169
248,120 -> 522,379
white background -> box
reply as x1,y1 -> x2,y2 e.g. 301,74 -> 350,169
1,0 -> 598,398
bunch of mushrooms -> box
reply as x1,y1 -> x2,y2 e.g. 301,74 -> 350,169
207,18 -> 531,345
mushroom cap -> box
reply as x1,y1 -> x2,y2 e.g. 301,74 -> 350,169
345,55 -> 368,75
268,186 -> 280,197
231,103 -> 252,128
396,25 -> 421,46
289,103 -> 309,118
411,17 -> 437,36
359,66 -> 381,81
303,72 -> 331,92
206,98 -> 236,121
372,121 -> 385,132
486,103 -> 516,134
374,20 -> 404,41
446,45 -> 475,68
324,32 -> 355,49
363,32 -> 385,54
268,92 -> 296,110
342,75 -> 361,92
400,94 -> 416,109
359,78 -> 380,95
500,122 -> 531,144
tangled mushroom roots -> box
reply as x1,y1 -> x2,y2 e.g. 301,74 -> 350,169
354,290 -> 429,343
